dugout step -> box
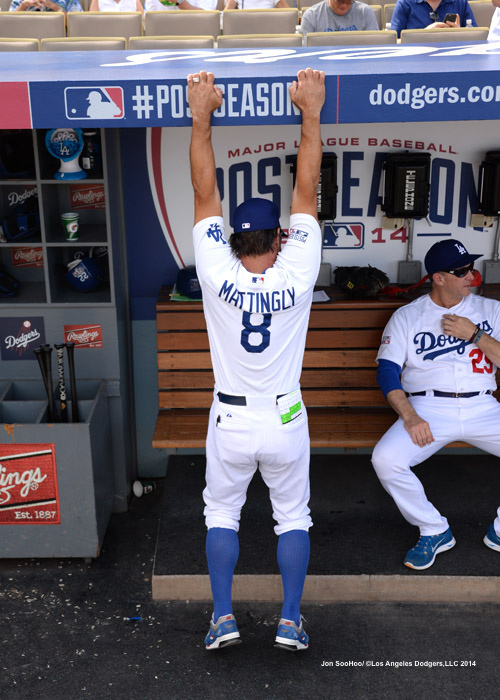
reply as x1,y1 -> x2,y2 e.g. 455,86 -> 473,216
152,454 -> 500,603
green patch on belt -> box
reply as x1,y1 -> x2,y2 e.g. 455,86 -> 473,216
281,401 -> 302,424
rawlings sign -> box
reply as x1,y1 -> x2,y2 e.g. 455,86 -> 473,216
0,444 -> 60,525
11,247 -> 44,268
69,184 -> 106,210
64,323 -> 103,348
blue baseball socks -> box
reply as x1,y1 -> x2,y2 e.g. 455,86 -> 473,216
206,527 -> 239,620
277,529 -> 310,626
206,527 -> 310,627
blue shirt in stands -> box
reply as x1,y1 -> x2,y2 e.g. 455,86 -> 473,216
390,0 -> 477,37
9,0 -> 83,10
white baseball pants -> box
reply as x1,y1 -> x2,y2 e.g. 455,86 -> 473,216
372,394 -> 500,536
203,392 -> 312,536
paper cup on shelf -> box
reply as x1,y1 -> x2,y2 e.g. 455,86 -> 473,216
61,212 -> 80,241
132,480 -> 157,497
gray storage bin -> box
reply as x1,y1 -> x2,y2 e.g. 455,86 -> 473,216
0,380 -> 114,559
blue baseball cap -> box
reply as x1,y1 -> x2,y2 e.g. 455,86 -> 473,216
424,239 -> 482,276
232,198 -> 280,234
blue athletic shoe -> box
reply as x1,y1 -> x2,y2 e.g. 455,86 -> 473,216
483,523 -> 500,552
274,617 -> 309,651
204,614 -> 241,650
404,527 -> 456,570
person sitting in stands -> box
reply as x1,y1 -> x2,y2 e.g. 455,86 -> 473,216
488,0 -> 500,39
225,0 -> 289,8
300,0 -> 379,35
90,0 -> 144,14
145,0 -> 216,10
390,0 -> 477,37
9,0 -> 82,11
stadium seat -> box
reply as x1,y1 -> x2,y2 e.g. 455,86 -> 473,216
0,36 -> 39,50
297,0 -> 322,11
67,11 -> 142,39
469,0 -> 496,27
41,36 -> 127,50
144,10 -> 220,39
0,11 -> 65,39
400,26 -> 490,42
383,2 -> 395,26
129,34 -> 215,48
306,28 -> 397,45
370,4 -> 382,28
222,8 -> 299,35
217,32 -> 302,46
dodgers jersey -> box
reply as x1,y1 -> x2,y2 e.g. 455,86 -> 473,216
193,213 -> 321,396
377,293 -> 500,394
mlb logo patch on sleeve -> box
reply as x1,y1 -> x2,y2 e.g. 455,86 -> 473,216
64,87 -> 124,120
288,228 -> 308,243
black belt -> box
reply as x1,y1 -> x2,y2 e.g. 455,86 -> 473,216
408,390 -> 492,398
217,391 -> 285,406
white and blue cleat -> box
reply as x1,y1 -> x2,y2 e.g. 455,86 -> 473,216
274,617 -> 309,651
484,523 -> 500,552
205,614 -> 241,650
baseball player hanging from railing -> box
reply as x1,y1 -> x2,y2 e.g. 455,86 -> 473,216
372,238 -> 500,570
187,68 -> 325,651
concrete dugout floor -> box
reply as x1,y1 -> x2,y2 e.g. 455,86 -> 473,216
1,455 -> 500,700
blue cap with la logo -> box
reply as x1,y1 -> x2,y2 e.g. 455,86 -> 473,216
424,239 -> 482,276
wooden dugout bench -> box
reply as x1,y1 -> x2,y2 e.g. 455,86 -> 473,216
153,284 -> 500,451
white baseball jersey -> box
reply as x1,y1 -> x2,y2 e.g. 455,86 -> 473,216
489,8 -> 500,40
376,293 -> 500,394
145,0 -> 216,9
193,213 -> 321,396
97,0 -> 137,10
231,0 -> 283,7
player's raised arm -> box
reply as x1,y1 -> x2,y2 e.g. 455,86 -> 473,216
289,68 -> 325,219
187,72 -> 224,225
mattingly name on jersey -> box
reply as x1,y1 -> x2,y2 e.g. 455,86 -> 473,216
219,280 -> 295,312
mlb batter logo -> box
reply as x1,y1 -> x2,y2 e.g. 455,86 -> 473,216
323,223 -> 364,249
252,276 -> 265,284
64,87 -> 124,120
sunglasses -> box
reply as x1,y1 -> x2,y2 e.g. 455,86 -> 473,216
441,262 -> 474,278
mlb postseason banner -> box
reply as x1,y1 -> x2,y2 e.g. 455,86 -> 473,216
139,119 -> 499,280
1,44 -> 500,129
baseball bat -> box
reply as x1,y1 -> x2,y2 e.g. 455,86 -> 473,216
34,346 -> 54,423
41,345 -> 57,423
65,342 -> 79,423
55,343 -> 68,423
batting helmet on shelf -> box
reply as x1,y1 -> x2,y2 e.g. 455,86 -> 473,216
176,265 -> 202,300
65,256 -> 103,293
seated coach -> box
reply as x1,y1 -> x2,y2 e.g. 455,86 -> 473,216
372,239 -> 500,570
